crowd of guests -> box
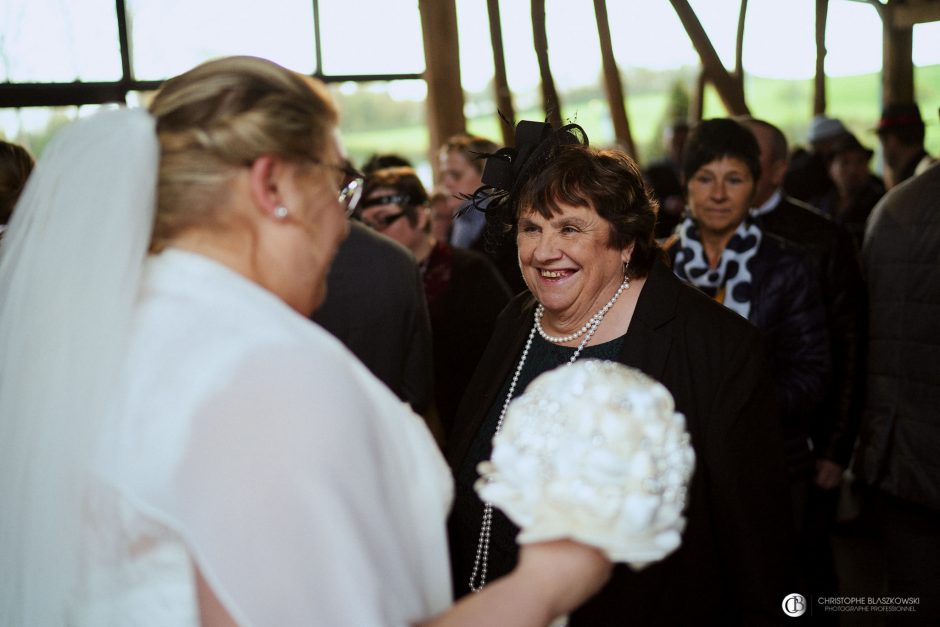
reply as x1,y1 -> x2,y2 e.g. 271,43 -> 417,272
1,61 -> 938,623
328,103 -> 937,622
310,101 -> 937,622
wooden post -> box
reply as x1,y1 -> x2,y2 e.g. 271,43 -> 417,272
418,0 -> 466,171
531,0 -> 563,128
734,0 -> 748,79
814,0 -> 828,115
880,3 -> 915,106
486,0 -> 516,146
668,0 -> 749,115
593,0 -> 636,157
690,66 -> 707,123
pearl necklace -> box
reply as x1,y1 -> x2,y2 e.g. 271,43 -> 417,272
468,277 -> 630,592
535,276 -> 630,344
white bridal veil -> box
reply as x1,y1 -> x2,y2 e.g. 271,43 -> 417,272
0,108 -> 158,625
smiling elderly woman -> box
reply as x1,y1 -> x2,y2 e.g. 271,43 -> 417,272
446,121 -> 797,625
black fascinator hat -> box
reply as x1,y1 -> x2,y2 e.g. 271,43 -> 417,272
464,120 -> 588,244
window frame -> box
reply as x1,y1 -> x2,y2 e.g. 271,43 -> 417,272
0,0 -> 424,108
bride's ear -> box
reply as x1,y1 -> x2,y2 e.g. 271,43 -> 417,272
247,155 -> 285,219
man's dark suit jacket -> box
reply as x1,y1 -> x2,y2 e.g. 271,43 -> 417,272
755,194 -> 866,467
312,221 -> 433,415
447,259 -> 796,625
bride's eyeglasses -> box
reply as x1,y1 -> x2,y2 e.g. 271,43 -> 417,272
315,159 -> 365,217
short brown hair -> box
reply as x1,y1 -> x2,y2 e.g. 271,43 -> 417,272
516,144 -> 660,277
360,166 -> 429,227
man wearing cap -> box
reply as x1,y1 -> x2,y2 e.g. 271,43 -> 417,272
821,132 -> 885,251
743,116 -> 867,603
784,114 -> 851,205
876,102 -> 936,189
644,120 -> 690,239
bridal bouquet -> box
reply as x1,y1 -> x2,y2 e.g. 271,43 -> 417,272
475,359 -> 695,569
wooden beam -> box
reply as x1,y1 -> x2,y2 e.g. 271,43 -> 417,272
418,0 -> 466,169
531,0 -> 563,128
881,3 -> 915,106
593,0 -> 636,157
486,0 -> 516,146
0,82 -> 161,107
893,0 -> 940,27
814,0 -> 828,115
690,66 -> 706,123
668,0 -> 749,115
734,0 -> 748,79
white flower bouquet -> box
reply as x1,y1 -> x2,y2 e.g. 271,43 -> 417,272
475,359 -> 695,569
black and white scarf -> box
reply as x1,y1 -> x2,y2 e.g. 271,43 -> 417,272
673,217 -> 761,320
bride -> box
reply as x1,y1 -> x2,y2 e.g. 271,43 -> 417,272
0,56 -> 609,626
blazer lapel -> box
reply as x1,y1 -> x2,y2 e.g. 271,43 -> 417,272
618,259 -> 679,382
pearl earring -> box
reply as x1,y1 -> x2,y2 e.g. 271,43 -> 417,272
273,206 -> 289,219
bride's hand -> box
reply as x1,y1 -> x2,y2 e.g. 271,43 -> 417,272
516,539 -> 612,617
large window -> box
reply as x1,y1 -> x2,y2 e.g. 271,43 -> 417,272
0,0 -> 428,169
0,0 -> 122,82
127,0 -> 318,78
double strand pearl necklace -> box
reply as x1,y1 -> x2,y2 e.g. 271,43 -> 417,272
535,276 -> 630,344
468,275 -> 631,592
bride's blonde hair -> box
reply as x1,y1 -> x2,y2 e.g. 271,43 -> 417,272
148,56 -> 338,251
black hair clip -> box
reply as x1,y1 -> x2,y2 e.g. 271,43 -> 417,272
460,120 -> 588,219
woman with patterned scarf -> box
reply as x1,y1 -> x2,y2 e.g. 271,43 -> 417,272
668,117 -> 831,516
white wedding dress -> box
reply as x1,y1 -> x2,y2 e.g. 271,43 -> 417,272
75,249 -> 454,626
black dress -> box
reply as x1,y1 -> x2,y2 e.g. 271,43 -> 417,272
450,333 -> 625,590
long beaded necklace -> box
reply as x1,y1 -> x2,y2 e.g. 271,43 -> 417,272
468,275 -> 631,592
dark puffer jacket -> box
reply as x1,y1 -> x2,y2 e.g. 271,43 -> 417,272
669,232 -> 831,477
855,163 -> 940,511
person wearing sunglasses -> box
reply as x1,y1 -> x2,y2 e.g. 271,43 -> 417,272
357,167 -> 512,438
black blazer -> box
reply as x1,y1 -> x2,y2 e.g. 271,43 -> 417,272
447,259 -> 796,626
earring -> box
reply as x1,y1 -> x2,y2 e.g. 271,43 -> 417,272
273,206 -> 289,219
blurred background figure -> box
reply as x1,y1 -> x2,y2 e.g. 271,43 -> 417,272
361,152 -> 412,176
875,102 -> 935,189
357,166 -> 511,438
315,152 -> 436,426
428,189 -> 453,243
312,219 -> 435,422
856,159 -> 940,624
0,140 -> 34,239
743,116 -> 867,608
644,119 -> 689,239
822,132 -> 885,251
438,133 -> 526,294
784,114 -> 850,206
438,134 -> 497,250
